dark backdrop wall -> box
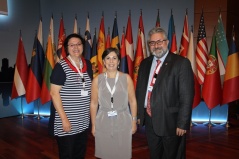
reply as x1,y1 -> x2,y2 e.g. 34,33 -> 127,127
0,0 -> 194,67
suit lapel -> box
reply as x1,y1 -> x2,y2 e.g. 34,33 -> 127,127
145,56 -> 154,81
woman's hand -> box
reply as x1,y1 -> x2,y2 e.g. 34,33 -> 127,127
132,121 -> 137,134
62,118 -> 71,132
91,126 -> 96,137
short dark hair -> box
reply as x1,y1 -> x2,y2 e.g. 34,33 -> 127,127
102,47 -> 121,61
63,33 -> 85,56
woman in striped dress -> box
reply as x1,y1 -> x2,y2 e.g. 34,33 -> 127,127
50,33 -> 93,159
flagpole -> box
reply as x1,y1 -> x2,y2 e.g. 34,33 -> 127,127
38,99 -> 44,120
220,104 -> 230,127
21,97 -> 24,118
34,99 -> 44,120
19,96 -> 27,119
204,109 -> 216,127
208,109 -> 213,127
225,106 -> 230,127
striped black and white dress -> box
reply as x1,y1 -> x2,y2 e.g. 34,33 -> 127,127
50,58 -> 92,137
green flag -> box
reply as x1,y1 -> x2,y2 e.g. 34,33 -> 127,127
215,13 -> 229,76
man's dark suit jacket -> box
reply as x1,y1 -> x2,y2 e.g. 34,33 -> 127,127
136,53 -> 194,136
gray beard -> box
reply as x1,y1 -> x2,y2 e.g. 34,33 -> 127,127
152,48 -> 168,58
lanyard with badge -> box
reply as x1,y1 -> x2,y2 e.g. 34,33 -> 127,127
148,59 -> 161,92
68,55 -> 88,96
105,71 -> 119,117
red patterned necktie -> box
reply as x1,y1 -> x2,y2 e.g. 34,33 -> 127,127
146,60 -> 161,116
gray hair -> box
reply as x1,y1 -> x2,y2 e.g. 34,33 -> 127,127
147,27 -> 168,43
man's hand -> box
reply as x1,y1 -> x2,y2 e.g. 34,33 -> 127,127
137,119 -> 140,125
176,128 -> 186,136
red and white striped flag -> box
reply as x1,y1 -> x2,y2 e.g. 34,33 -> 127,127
11,32 -> 28,99
195,10 -> 208,85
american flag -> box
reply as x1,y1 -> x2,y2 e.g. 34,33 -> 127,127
195,11 -> 208,85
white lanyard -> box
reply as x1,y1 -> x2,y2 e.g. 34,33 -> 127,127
104,71 -> 119,109
148,60 -> 162,92
68,55 -> 85,89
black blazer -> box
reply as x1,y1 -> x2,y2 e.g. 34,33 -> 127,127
136,53 -> 194,136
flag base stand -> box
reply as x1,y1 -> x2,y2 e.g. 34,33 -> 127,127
34,115 -> 44,120
18,114 -> 28,119
220,121 -> 230,128
203,109 -> 217,127
203,121 -> 217,127
190,121 -> 198,126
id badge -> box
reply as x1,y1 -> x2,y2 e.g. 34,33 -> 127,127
81,90 -> 88,96
107,110 -> 117,117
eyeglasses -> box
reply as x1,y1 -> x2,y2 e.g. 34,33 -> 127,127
68,43 -> 82,48
148,40 -> 167,46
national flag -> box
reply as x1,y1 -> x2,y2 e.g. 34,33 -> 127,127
156,9 -> 160,27
196,10 -> 208,85
90,28 -> 98,77
202,31 -> 222,109
133,30 -> 144,88
84,13 -> 92,60
25,34 -> 45,103
215,13 -> 229,76
222,27 -> 239,105
56,17 -> 66,62
125,11 -> 134,78
120,28 -> 128,73
167,10 -> 177,53
179,10 -> 189,57
106,27 -> 111,49
111,14 -> 120,50
187,27 -> 201,108
37,17 -> 45,71
50,15 -> 57,63
73,15 -> 78,34
40,33 -> 55,104
97,13 -> 106,73
11,32 -> 28,99
138,10 -> 147,58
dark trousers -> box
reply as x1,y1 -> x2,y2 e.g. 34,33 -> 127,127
56,130 -> 88,159
145,112 -> 185,159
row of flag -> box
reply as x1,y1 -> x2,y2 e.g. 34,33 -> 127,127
10,9 -> 239,111
187,10 -> 239,110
